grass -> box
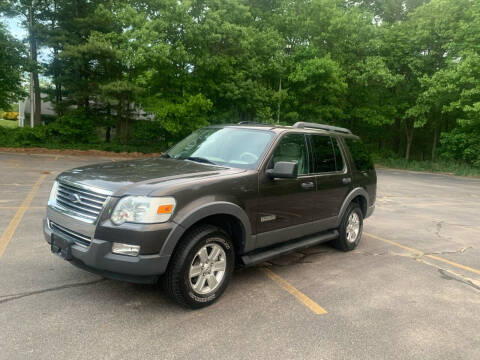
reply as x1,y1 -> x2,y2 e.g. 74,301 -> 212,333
0,119 -> 18,129
376,157 -> 480,177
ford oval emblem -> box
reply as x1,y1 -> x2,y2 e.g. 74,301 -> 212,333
69,193 -> 82,204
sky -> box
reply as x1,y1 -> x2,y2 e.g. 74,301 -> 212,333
3,15 -> 26,39
2,15 -> 50,63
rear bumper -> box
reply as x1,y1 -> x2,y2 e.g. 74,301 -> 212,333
43,217 -> 171,284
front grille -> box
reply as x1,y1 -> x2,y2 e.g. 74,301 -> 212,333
49,221 -> 91,247
55,182 -> 109,222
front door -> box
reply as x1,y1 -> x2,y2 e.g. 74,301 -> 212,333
256,133 -> 317,247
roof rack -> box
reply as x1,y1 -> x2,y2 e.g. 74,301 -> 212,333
237,121 -> 264,125
292,122 -> 351,134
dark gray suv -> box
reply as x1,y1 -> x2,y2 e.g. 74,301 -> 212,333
44,122 -> 376,308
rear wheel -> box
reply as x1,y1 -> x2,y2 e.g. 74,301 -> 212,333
332,202 -> 363,251
162,225 -> 234,308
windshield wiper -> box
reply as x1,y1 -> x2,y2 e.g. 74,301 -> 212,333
181,156 -> 216,165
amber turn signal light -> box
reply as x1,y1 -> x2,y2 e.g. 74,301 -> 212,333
157,204 -> 174,214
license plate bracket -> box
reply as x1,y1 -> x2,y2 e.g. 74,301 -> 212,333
51,234 -> 74,261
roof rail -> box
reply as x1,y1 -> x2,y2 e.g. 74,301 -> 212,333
237,121 -> 264,125
292,122 -> 351,134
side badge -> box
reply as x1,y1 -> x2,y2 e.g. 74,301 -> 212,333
261,214 -> 276,223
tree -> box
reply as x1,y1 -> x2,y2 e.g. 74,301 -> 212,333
0,24 -> 25,109
3,0 -> 48,125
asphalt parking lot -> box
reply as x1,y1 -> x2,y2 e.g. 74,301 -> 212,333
0,151 -> 479,360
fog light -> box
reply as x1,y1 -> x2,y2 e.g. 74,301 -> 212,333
112,243 -> 140,256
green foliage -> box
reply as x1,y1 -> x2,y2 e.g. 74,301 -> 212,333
48,111 -> 96,144
439,128 -> 480,167
288,56 -> 347,122
1,0 -> 479,170
0,24 -> 25,109
144,94 -> 212,139
131,120 -> 167,147
375,156 -> 480,177
0,119 -> 18,128
0,119 -> 167,153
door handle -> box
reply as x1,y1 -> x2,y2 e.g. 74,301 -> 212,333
301,181 -> 314,189
342,177 -> 352,184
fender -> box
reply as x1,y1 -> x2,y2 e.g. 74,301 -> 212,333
336,187 -> 369,226
159,201 -> 253,257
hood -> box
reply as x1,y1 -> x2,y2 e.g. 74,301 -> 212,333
57,157 -> 244,195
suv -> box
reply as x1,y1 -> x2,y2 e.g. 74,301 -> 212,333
44,122 -> 376,308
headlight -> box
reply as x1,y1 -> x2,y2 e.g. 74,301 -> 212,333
110,196 -> 176,225
48,181 -> 59,205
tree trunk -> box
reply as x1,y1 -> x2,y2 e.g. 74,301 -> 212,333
404,119 -> 414,161
116,98 -> 125,143
393,119 -> 401,155
52,0 -> 62,112
431,115 -> 440,161
28,5 -> 42,126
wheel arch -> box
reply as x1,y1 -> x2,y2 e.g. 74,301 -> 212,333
159,202 -> 252,258
337,187 -> 369,225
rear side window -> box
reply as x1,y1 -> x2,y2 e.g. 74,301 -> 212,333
345,138 -> 374,171
309,135 -> 343,173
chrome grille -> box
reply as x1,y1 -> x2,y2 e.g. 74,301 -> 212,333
55,182 -> 109,222
49,221 -> 91,247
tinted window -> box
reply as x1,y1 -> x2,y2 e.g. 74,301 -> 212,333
270,133 -> 309,175
332,138 -> 344,171
345,138 -> 374,171
310,135 -> 343,173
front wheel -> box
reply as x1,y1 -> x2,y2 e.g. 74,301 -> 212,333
162,225 -> 234,308
332,202 -> 363,251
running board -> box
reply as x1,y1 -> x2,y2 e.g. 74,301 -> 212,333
241,230 -> 339,267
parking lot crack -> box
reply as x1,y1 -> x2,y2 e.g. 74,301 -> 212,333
425,246 -> 472,256
0,279 -> 106,305
437,269 -> 480,292
413,257 -> 480,293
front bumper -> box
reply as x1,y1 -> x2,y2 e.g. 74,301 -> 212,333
44,207 -> 173,284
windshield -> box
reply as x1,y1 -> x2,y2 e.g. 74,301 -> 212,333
166,127 -> 274,169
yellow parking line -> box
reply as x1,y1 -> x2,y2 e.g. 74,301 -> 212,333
364,232 -> 480,277
0,174 -> 47,257
260,267 -> 327,315
425,254 -> 480,276
0,206 -> 45,209
364,232 -> 423,256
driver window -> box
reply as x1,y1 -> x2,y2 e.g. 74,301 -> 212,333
270,133 -> 309,175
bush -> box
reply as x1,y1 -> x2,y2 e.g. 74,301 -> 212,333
132,120 -> 167,147
439,127 -> 480,167
2,111 -> 19,120
0,125 -> 46,146
0,110 -> 169,153
48,110 -> 96,144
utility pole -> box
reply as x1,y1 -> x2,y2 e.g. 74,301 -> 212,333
30,73 -> 34,127
276,44 -> 292,124
276,77 -> 282,124
28,0 -> 41,127
29,3 -> 34,127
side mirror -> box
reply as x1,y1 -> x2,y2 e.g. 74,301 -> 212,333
266,161 -> 298,179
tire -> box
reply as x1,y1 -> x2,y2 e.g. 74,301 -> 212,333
162,225 -> 235,309
332,202 -> 363,251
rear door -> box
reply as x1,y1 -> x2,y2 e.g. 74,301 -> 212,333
308,134 -> 352,220
343,137 -> 377,205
